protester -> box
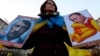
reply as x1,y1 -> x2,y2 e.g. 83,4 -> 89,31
4,0 -> 100,56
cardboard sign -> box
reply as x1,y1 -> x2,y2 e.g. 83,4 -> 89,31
0,15 -> 38,48
63,9 -> 100,48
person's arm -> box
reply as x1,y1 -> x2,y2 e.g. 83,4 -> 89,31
21,33 -> 36,49
79,42 -> 97,49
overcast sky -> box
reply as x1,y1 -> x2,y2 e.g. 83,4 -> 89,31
0,0 -> 100,23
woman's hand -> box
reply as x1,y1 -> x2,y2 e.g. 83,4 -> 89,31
3,45 -> 19,49
80,42 -> 98,49
86,42 -> 97,49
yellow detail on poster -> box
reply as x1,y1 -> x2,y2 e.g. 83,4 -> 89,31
63,9 -> 100,48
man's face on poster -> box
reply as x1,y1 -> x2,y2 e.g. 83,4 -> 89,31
7,20 -> 30,38
69,14 -> 85,23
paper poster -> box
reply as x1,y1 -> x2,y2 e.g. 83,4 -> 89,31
0,15 -> 38,48
63,9 -> 100,48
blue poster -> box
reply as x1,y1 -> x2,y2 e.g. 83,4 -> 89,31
0,15 -> 38,48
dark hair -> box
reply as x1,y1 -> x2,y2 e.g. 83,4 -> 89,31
22,20 -> 31,30
69,12 -> 86,22
12,20 -> 31,31
69,12 -> 81,18
40,0 -> 57,13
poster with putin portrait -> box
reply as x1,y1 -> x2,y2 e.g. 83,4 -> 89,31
0,15 -> 38,48
63,9 -> 100,48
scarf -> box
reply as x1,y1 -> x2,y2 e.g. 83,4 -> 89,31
37,15 -> 65,28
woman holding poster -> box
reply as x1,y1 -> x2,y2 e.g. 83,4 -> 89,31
4,0 -> 100,56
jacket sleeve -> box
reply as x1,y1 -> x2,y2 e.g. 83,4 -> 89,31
64,42 -> 91,56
